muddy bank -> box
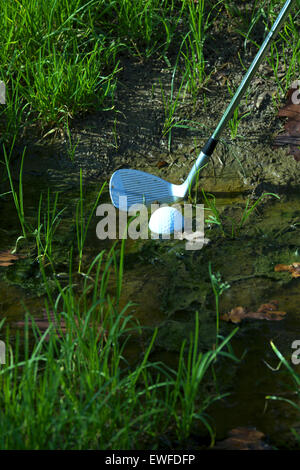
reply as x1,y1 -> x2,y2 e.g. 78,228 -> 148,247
7,42 -> 299,195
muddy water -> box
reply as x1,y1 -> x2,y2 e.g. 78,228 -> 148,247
1,170 -> 300,449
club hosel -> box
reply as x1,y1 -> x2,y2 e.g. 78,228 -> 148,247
183,137 -> 218,192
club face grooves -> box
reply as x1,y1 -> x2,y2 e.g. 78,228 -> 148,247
109,169 -> 180,209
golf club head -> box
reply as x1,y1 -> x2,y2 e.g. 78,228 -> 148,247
109,169 -> 185,210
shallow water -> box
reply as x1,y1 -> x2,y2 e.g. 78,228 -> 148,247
1,171 -> 300,448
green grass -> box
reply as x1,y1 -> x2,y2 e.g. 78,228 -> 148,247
202,190 -> 280,238
179,0 -> 213,103
1,0 -> 297,146
36,189 -> 67,260
3,139 -> 27,238
75,169 -> 107,273
0,0 -> 120,142
0,152 -> 240,448
0,0 -> 215,144
266,341 -> 300,446
0,0 -> 185,143
105,0 -> 185,58
0,292 -> 238,449
208,263 -> 230,349
223,0 -> 300,98
160,62 -> 188,152
261,1 -> 299,94
0,223 -> 239,450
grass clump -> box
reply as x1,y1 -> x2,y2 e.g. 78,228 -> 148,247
202,190 -> 280,238
0,0 -> 215,144
0,0 -> 120,142
0,156 -> 239,449
0,0 -> 298,145
105,0 -> 185,58
266,341 -> 300,446
0,240 -> 239,449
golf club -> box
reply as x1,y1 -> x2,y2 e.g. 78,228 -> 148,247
109,0 -> 294,211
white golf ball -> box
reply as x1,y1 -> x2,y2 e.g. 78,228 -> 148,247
149,206 -> 184,235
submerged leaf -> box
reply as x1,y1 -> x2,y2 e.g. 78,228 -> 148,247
214,427 -> 272,450
0,251 -> 24,266
221,300 -> 286,323
15,310 -> 105,342
274,262 -> 300,278
273,87 -> 300,161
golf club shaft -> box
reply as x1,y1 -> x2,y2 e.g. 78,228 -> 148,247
212,0 -> 294,141
185,0 -> 294,190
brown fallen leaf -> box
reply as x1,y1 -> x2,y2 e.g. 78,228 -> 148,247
15,310 -> 106,342
274,262 -> 300,278
273,87 -> 300,161
0,251 -> 23,267
220,300 -> 286,324
214,427 -> 272,450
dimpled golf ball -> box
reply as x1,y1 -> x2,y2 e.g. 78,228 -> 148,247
149,206 -> 184,235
